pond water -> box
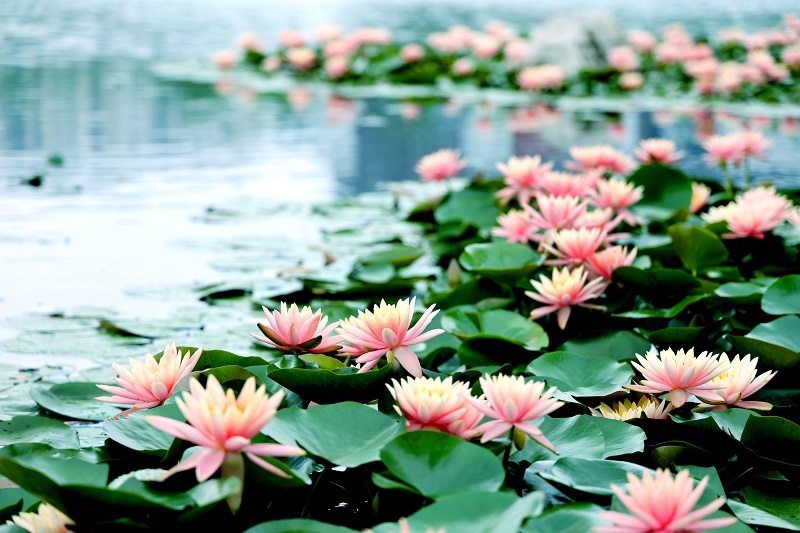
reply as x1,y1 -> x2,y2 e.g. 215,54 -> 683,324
1,0 -> 800,375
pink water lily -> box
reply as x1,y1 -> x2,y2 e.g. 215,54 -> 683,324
595,469 -> 738,533
634,138 -> 684,165
467,375 -> 563,451
415,149 -> 467,182
592,396 -> 673,421
146,375 -> 305,483
526,266 -> 607,329
625,348 -> 727,408
252,302 -> 342,354
695,353 -> 777,411
11,503 -> 74,533
96,343 -> 202,417
495,155 -> 554,205
337,297 -> 444,376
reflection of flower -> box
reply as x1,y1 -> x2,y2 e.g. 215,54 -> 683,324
592,396 -> 672,421
625,348 -> 727,408
147,376 -> 305,482
11,503 -> 74,533
389,376 -> 483,440
415,149 -> 467,182
337,298 -> 444,376
467,375 -> 563,451
526,266 -> 606,329
696,354 -> 776,410
595,469 -> 738,533
253,303 -> 342,354
96,343 -> 202,417
517,65 -> 566,91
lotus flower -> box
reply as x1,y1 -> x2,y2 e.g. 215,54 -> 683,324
702,134 -> 747,168
526,266 -> 607,329
608,46 -> 640,71
401,43 -> 425,62
634,139 -> 684,165
702,185 -> 793,239
585,245 -> 637,281
544,227 -> 607,267
696,353 -> 777,410
588,178 -> 644,226
592,396 -> 673,421
495,155 -> 554,205
415,149 -> 467,182
467,375 -> 563,451
389,376 -> 482,440
253,303 -> 342,355
11,503 -> 74,533
337,297 -> 444,376
625,348 -> 728,408
278,29 -> 307,48
492,209 -> 536,244
690,182 -> 711,213
96,343 -> 202,417
628,30 -> 657,53
147,375 -> 305,483
285,47 -> 316,70
595,469 -> 738,533
525,194 -> 587,243
566,145 -> 635,175
537,171 -> 591,198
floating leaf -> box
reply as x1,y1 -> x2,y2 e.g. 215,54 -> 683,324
459,242 -> 544,281
586,416 -> 646,458
31,382 -> 121,421
522,503 -> 605,533
103,403 -> 183,455
558,331 -> 651,361
442,307 -> 548,350
527,352 -> 632,397
539,458 -> 653,495
627,164 -> 692,212
761,275 -> 800,315
379,431 -> 504,498
669,225 -> 729,271
737,485 -> 800,529
740,416 -> 800,467
512,415 -> 605,464
434,188 -> 500,229
262,402 -> 403,468
267,364 -> 393,404
0,416 -> 79,450
614,295 -> 708,319
714,282 -> 770,305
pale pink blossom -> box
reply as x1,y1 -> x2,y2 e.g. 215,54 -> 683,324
278,30 -> 307,48
719,28 -> 746,45
466,375 -> 563,450
786,14 -> 800,32
634,139 -> 684,165
544,227 -> 607,267
401,43 -> 425,62
534,171 -> 589,198
741,130 -> 773,159
618,72 -> 645,91
696,354 -> 776,411
147,376 -> 305,482
663,23 -> 693,47
625,348 -> 728,408
715,62 -> 744,93
485,20 -> 515,41
574,207 -> 621,234
324,37 -> 359,58
702,185 -> 793,239
525,194 -> 588,242
96,343 -> 203,417
595,469 -> 738,533
214,50 -> 237,69
325,56 -> 349,79
702,133 -> 747,167
11,503 -> 74,533
690,182 -> 711,213
517,65 -> 566,91
627,30 -> 657,53
427,28 -> 470,54
471,34 -> 502,59
415,149 -> 467,182
592,396 -> 672,421
683,58 -> 719,80
588,178 -> 643,225
252,303 -> 342,354
337,297 -> 444,376
285,47 -> 316,70
316,23 -> 342,43
504,39 -> 529,63
352,27 -> 392,46
783,44 -> 800,67
261,56 -> 281,72
495,155 -> 554,205
608,46 -> 639,71
585,245 -> 637,281
237,32 -> 263,52
452,58 -> 475,76
654,43 -> 685,64
492,209 -> 536,244
390,376 -> 483,440
684,43 -> 713,61
566,145 -> 635,175
526,266 -> 606,329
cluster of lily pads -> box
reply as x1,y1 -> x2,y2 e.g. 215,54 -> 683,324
1,140 -> 800,532
215,17 -> 800,104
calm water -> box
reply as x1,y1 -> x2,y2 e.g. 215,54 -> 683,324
1,0 -> 799,365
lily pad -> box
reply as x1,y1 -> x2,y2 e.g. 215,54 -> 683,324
558,331 -> 651,361
527,352 -> 632,397
669,225 -> 729,270
434,188 -> 500,230
459,241 -> 544,281
31,382 -> 121,421
761,275 -> 800,315
266,364 -> 394,404
103,403 -> 184,455
539,458 -> 653,495
442,306 -> 548,350
512,415 -> 606,464
0,416 -> 79,450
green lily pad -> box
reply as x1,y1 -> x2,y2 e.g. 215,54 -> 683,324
558,330 -> 651,361
761,275 -> 800,315
627,163 -> 692,212
737,485 -> 800,529
434,188 -> 500,229
614,294 -> 708,319
521,503 -> 605,533
512,415 -> 605,464
0,416 -> 79,450
262,402 -> 403,468
266,364 -> 394,404
357,245 -> 424,268
727,315 -> 800,369
612,267 -> 701,292
244,520 -> 359,533
669,225 -> 729,270
714,282 -> 771,305
379,431 -> 504,498
459,241 -> 544,281
527,352 -> 632,397
31,382 -> 121,421
586,416 -> 646,458
740,416 -> 800,468
103,403 -> 184,455
442,306 -> 548,351
539,458 -> 653,495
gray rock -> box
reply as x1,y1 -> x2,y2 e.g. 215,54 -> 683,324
526,13 -> 626,75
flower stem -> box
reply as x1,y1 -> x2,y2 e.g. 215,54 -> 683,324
502,428 -> 514,468
722,162 -> 732,194
743,157 -> 751,189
